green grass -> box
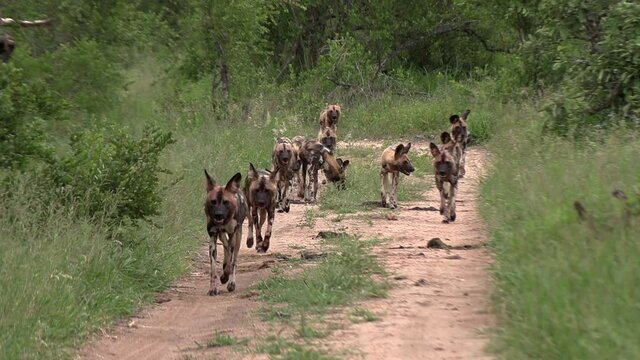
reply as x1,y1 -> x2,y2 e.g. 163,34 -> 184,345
258,336 -> 338,360
342,86 -> 493,142
255,234 -> 388,319
297,316 -> 329,339
350,307 -> 379,323
206,333 -> 247,348
481,108 -> 640,359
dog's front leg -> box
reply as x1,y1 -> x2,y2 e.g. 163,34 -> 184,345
227,227 -> 242,292
246,206 -> 255,248
391,172 -> 399,209
380,170 -> 388,208
207,231 -> 219,296
447,180 -> 458,222
252,207 -> 262,251
262,206 -> 275,253
219,232 -> 231,284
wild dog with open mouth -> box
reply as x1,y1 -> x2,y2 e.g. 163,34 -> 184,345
449,109 -> 470,177
204,170 -> 247,295
244,163 -> 279,253
317,126 -> 337,154
297,139 -> 350,202
380,143 -> 415,209
429,140 -> 459,223
319,104 -> 341,132
272,137 -> 299,213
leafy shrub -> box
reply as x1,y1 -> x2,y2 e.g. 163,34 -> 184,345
49,125 -> 175,226
522,1 -> 640,136
0,64 -> 65,170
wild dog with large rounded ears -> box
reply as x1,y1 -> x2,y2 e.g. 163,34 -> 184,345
380,143 -> 415,209
319,104 -> 341,132
449,109 -> 470,177
272,137 -> 299,213
244,163 -> 279,253
297,139 -> 350,202
204,170 -> 247,296
429,141 -> 459,223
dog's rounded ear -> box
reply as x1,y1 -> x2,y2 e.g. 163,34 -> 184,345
225,173 -> 242,193
204,169 -> 215,192
394,144 -> 405,158
269,167 -> 280,182
461,109 -> 471,121
441,132 -> 452,144
249,163 -> 259,178
342,159 -> 350,170
449,115 -> 460,124
429,143 -> 440,158
403,143 -> 412,154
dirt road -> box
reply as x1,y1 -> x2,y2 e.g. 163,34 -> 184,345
79,144 -> 494,360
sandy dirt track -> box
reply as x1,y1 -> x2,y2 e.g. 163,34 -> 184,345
79,144 -> 494,360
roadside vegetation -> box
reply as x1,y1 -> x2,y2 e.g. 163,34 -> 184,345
1,1 -> 638,359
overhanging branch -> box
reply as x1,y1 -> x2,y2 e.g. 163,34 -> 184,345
1,17 -> 53,27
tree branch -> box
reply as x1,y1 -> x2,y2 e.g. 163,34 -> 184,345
376,20 -> 476,75
0,17 -> 53,27
462,28 -> 512,53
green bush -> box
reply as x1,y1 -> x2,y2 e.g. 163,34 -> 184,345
49,125 -> 174,227
0,64 -> 65,169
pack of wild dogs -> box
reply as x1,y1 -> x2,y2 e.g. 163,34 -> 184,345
203,104 -> 471,295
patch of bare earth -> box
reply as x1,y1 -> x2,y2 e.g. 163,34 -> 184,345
79,143 -> 493,360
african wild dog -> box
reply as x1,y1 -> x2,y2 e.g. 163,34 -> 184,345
204,170 -> 247,295
244,163 -> 279,253
297,139 -> 349,202
380,143 -> 415,209
449,109 -> 470,177
440,130 -> 463,171
317,126 -> 337,154
272,137 -> 299,213
319,104 -> 341,132
429,141 -> 459,223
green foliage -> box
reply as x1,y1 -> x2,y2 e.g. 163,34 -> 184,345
0,65 -> 63,169
518,1 -> 640,134
0,179 -> 193,360
482,109 -> 640,359
49,125 -> 174,227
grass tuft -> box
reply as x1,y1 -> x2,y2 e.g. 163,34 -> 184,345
255,235 -> 388,319
350,307 -> 379,323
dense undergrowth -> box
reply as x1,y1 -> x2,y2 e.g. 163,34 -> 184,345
481,108 -> 640,359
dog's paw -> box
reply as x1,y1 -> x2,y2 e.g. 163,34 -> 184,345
207,288 -> 218,296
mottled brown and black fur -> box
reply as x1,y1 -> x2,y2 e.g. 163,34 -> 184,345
297,139 -> 349,202
244,163 -> 279,253
449,109 -> 470,177
204,170 -> 247,295
380,143 -> 415,209
272,137 -> 299,212
319,104 -> 341,132
317,126 -> 337,154
429,141 -> 459,223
